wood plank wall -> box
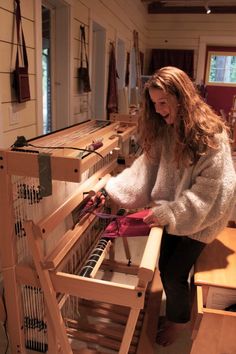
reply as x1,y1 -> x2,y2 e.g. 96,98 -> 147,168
73,0 -> 147,123
0,0 -> 36,147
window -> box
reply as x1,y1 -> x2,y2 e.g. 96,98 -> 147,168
206,51 -> 236,86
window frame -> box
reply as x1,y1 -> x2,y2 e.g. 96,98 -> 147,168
205,50 -> 236,87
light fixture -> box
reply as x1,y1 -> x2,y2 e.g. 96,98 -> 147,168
205,2 -> 211,14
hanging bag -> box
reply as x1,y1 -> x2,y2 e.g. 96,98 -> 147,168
78,25 -> 91,93
12,0 -> 30,103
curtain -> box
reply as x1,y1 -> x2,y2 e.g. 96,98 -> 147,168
149,49 -> 194,79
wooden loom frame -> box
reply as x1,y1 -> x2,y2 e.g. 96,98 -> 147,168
24,188 -> 163,353
4,120 -> 136,182
0,120 -> 163,354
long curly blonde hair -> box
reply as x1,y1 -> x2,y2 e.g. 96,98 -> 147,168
138,66 -> 230,166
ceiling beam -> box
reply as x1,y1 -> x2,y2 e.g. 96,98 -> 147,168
148,3 -> 236,14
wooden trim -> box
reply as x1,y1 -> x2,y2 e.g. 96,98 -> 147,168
119,308 -> 140,354
51,271 -> 145,309
147,4 -> 236,14
138,226 -> 163,284
136,269 -> 163,354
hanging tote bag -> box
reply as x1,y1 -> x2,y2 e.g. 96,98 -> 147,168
78,25 -> 91,93
12,0 -> 30,103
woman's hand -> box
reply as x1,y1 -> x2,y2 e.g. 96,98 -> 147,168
143,209 -> 161,227
91,190 -> 106,208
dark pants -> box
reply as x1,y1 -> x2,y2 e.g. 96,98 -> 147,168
158,228 -> 206,323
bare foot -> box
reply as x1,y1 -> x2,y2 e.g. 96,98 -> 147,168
156,320 -> 188,346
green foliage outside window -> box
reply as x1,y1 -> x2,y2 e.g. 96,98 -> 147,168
208,53 -> 236,84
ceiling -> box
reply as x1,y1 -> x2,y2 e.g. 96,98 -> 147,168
141,0 -> 236,14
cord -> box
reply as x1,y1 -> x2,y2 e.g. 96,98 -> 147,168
11,136 -> 104,159
2,289 -> 9,354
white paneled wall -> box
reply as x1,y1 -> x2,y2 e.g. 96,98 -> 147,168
0,0 -> 36,148
72,0 -> 147,123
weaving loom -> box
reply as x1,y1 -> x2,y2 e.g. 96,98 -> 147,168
0,120 -> 163,354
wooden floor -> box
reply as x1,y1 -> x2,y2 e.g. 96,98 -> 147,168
0,318 -> 193,354
156,331 -> 192,354
155,318 -> 192,354
0,322 -> 192,354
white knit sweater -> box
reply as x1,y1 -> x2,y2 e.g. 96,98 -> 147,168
105,128 -> 236,244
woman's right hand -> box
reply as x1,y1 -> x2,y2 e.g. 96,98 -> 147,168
143,209 -> 161,227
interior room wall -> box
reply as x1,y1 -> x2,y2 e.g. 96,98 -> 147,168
0,0 -> 36,148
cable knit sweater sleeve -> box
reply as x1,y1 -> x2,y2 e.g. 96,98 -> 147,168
152,139 -> 236,238
105,153 -> 159,208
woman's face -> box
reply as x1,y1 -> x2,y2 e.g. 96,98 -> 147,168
149,87 -> 179,125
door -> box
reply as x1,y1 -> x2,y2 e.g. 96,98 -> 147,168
36,0 -> 73,135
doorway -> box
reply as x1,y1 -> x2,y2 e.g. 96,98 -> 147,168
36,0 -> 72,135
91,22 -> 106,120
42,5 -> 52,134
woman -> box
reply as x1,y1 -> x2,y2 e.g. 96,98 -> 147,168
103,66 -> 236,346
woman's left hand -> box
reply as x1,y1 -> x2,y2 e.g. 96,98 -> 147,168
143,209 -> 161,227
